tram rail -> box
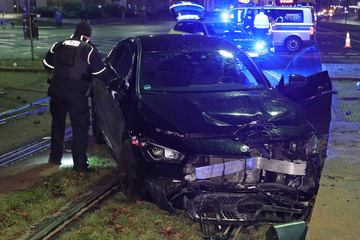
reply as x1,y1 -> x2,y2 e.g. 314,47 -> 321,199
0,127 -> 73,168
0,97 -> 50,125
27,177 -> 120,240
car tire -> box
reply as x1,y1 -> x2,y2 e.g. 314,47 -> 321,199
285,36 -> 302,52
118,139 -> 142,202
91,98 -> 105,144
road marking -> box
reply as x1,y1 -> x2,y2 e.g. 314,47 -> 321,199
327,32 -> 360,43
332,56 -> 345,58
346,53 -> 359,55
350,56 -> 360,58
329,52 -> 341,55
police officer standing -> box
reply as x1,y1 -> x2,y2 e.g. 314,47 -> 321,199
244,9 -> 255,34
43,22 -> 108,172
253,8 -> 270,42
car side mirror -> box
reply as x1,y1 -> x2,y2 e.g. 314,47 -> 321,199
289,74 -> 306,86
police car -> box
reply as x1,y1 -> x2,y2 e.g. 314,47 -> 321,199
169,19 -> 271,60
223,6 -> 316,52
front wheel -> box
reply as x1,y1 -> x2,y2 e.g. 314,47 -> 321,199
118,140 -> 142,202
285,36 -> 302,52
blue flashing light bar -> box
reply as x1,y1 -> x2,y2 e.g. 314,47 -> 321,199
169,1 -> 205,11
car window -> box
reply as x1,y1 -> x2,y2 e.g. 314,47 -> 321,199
205,23 -> 229,35
186,22 -> 197,33
140,51 -> 264,92
228,8 -> 247,23
177,22 -> 197,34
106,44 -> 126,80
195,23 -> 206,35
267,9 -> 304,23
173,22 -> 185,31
204,23 -> 247,36
115,45 -> 135,79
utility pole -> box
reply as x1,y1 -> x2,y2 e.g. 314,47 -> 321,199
22,0 -> 38,61
27,0 -> 34,60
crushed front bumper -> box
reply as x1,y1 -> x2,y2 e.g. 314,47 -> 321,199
184,191 -> 309,225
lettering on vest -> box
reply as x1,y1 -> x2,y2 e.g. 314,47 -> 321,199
63,40 -> 81,47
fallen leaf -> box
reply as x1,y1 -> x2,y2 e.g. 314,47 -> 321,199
19,212 -> 28,219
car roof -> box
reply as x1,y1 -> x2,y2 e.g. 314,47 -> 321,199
229,6 -> 311,12
133,34 -> 241,53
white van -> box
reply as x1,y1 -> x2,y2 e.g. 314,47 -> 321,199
223,6 -> 316,52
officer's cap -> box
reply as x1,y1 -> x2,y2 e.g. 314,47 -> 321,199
74,21 -> 92,37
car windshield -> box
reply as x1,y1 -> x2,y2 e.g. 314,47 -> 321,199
140,50 -> 265,92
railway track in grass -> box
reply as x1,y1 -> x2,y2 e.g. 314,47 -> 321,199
25,177 -> 120,240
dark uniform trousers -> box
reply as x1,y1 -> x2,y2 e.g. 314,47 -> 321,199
50,91 -> 90,171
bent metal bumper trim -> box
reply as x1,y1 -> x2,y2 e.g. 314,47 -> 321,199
185,157 -> 306,181
185,192 -> 307,224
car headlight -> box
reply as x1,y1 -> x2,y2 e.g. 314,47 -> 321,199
137,139 -> 185,163
304,135 -> 320,156
255,41 -> 266,51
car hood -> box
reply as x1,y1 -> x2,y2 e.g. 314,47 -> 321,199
139,90 -> 308,134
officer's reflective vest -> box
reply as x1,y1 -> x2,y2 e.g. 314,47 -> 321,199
51,38 -> 93,94
254,12 -> 269,29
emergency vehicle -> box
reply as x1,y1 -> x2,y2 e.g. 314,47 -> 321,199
222,6 -> 315,52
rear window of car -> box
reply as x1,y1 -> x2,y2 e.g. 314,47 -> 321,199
173,22 -> 197,33
140,51 -> 265,92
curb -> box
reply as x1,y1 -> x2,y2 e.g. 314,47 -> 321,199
331,77 -> 360,81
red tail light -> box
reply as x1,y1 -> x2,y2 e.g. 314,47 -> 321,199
310,26 -> 314,35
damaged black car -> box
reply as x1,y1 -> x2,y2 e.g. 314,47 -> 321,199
91,34 -> 332,225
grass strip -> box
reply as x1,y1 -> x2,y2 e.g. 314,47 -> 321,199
0,59 -> 44,70
332,80 -> 360,122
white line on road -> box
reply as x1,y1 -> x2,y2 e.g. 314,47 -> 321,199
328,32 -> 360,43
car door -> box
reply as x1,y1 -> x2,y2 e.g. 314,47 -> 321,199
101,40 -> 137,159
277,44 -> 333,136
205,23 -> 245,46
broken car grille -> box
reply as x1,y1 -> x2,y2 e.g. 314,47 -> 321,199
185,192 -> 307,224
